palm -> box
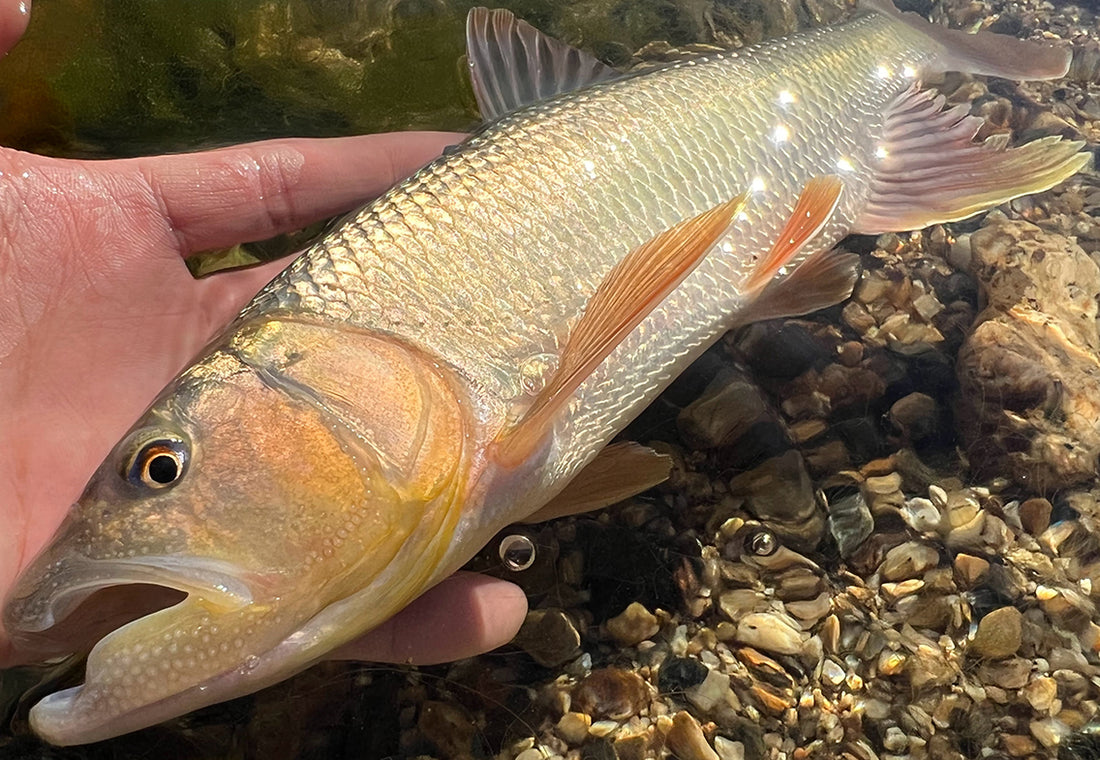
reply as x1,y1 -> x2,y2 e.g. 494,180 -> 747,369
0,134 -> 527,668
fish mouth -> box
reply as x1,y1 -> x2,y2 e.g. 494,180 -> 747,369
4,554 -> 255,656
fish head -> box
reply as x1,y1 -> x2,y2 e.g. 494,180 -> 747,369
3,316 -> 473,745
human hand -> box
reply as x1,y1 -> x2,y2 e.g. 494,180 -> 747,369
0,0 -> 526,670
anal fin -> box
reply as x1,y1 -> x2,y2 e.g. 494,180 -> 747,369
855,86 -> 1090,233
739,250 -> 861,324
522,442 -> 672,523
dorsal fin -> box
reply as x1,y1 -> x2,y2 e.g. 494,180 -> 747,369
465,7 -> 621,121
493,192 -> 749,466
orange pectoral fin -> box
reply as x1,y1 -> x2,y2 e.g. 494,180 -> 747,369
744,175 -> 843,293
493,192 -> 749,467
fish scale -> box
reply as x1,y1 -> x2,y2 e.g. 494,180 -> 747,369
257,14 -> 922,479
5,2 -> 1090,745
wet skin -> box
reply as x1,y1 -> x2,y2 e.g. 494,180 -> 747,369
0,0 -> 525,671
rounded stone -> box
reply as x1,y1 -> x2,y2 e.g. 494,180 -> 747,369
573,668 -> 650,721
970,606 -> 1023,659
605,602 -> 660,647
658,656 -> 710,694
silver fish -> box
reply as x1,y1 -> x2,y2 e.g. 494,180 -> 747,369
4,0 -> 1088,744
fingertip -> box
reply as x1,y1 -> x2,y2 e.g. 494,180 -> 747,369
332,573 -> 528,666
0,0 -> 30,58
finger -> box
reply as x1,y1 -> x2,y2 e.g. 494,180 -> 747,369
331,573 -> 528,666
0,0 -> 30,57
114,131 -> 466,256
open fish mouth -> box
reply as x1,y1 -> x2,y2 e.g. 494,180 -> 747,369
3,554 -> 280,745
4,553 -> 257,663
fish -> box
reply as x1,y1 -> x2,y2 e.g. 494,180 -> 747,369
3,0 -> 1089,745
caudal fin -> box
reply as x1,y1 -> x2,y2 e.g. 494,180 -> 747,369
862,0 -> 1071,80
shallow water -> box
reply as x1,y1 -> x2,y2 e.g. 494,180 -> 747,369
0,0 -> 826,158
3,1 -> 1100,759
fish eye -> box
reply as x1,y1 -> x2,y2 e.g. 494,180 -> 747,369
126,439 -> 188,490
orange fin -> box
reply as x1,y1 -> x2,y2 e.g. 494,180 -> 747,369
738,250 -> 861,325
744,176 -> 843,292
495,192 -> 748,465
521,442 -> 672,522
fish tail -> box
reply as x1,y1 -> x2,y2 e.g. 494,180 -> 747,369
862,0 -> 1071,79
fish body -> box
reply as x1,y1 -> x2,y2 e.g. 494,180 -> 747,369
3,1 -> 1088,745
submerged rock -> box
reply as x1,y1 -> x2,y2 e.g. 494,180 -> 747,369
957,220 -> 1100,491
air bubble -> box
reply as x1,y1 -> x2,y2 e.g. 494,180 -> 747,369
499,534 -> 536,571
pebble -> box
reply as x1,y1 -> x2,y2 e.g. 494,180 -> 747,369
954,553 -> 990,587
606,602 -> 660,647
556,712 -> 591,745
928,484 -> 948,509
1002,734 -> 1039,757
971,606 -> 1024,659
666,710 -> 719,760
677,370 -> 770,449
659,657 -> 710,694
513,608 -> 581,667
728,450 -> 823,548
979,657 -> 1032,689
821,658 -> 845,686
883,726 -> 908,752
713,736 -> 746,760
573,668 -> 650,721
1023,676 -> 1058,713
1019,497 -> 1053,536
1029,717 -> 1071,749
880,542 -> 939,581
614,730 -> 650,760
686,667 -> 732,713
735,612 -> 806,656
888,392 -> 940,444
901,496 -> 941,532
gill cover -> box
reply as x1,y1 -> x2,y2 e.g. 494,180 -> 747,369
4,315 -> 471,745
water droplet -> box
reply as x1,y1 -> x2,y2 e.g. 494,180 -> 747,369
519,353 -> 556,395
499,534 -> 536,571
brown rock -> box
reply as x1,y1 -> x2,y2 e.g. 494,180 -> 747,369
1002,734 -> 1039,757
1019,497 -> 1053,536
971,606 -> 1023,659
880,541 -> 940,581
512,608 -> 580,667
605,602 -> 660,647
573,668 -> 650,721
666,710 -> 719,760
979,657 -> 1032,689
954,553 -> 990,587
957,221 -> 1100,490
728,450 -> 823,550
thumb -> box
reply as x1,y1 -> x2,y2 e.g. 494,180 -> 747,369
0,0 -> 29,58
